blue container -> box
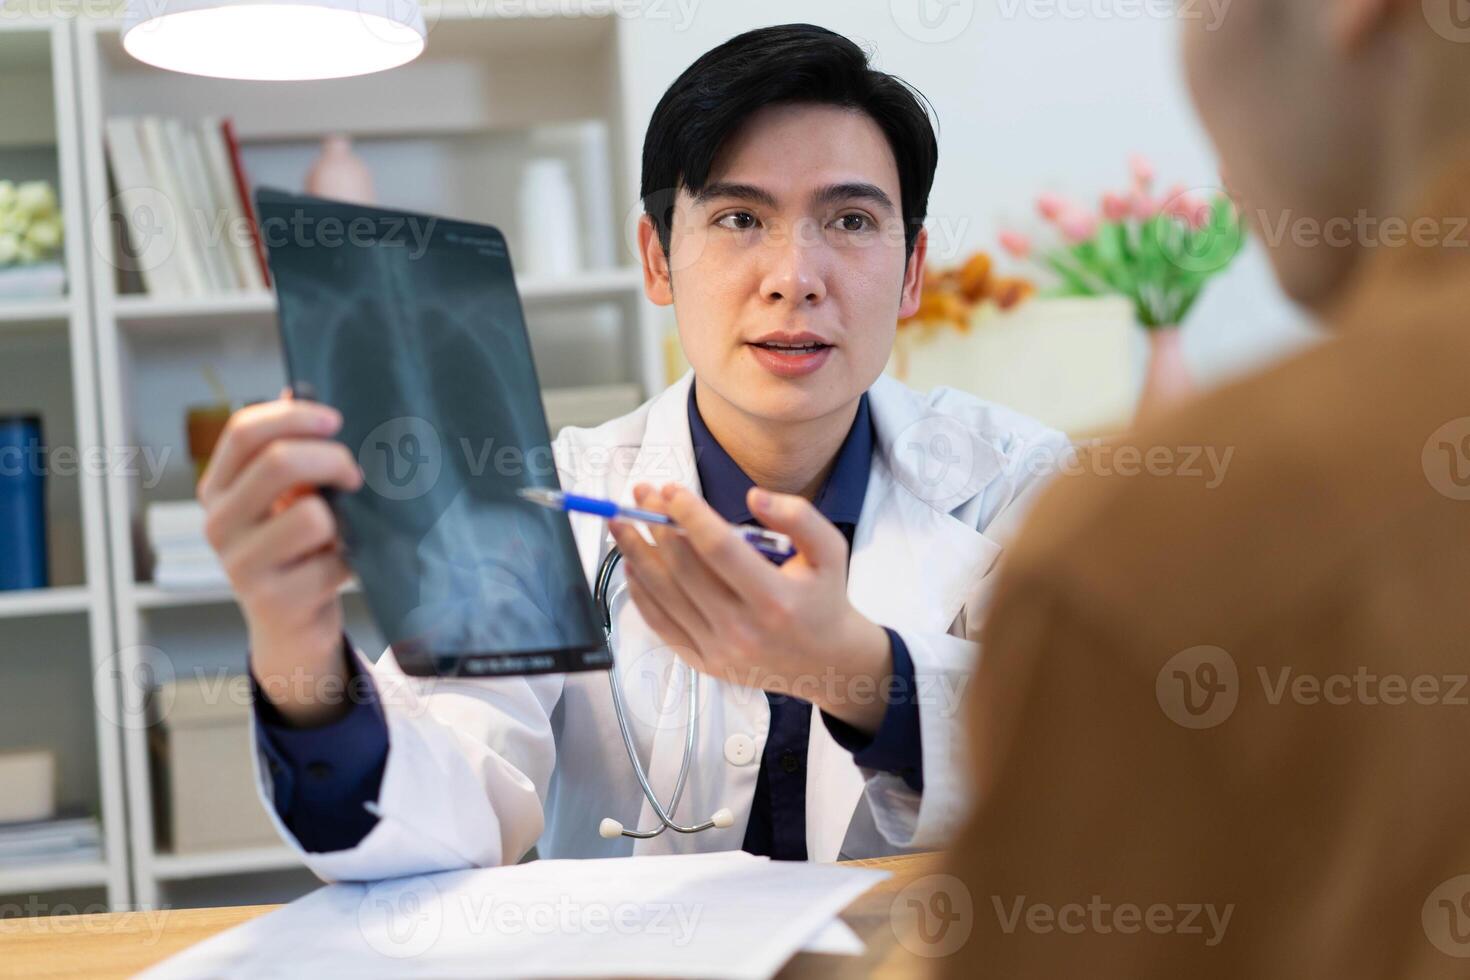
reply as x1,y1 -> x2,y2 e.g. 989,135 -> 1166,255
0,414 -> 48,591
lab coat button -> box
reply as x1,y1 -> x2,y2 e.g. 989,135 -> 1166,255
724,734 -> 756,766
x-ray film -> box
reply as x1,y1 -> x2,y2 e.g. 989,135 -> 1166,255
256,188 -> 610,678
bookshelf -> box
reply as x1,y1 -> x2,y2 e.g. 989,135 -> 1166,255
0,18 -> 130,911
66,2 -> 669,908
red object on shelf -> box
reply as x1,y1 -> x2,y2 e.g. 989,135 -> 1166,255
220,118 -> 270,288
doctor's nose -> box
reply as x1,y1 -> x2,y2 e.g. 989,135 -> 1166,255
758,226 -> 828,306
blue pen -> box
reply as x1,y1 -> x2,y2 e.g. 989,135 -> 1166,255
517,487 -> 795,560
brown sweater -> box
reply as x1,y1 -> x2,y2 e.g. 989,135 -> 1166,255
946,154 -> 1470,979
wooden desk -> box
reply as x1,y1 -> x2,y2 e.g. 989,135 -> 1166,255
0,852 -> 950,979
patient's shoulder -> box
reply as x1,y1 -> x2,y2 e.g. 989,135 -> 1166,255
1002,316 -> 1470,648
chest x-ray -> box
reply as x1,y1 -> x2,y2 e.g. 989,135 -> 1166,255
256,188 -> 609,678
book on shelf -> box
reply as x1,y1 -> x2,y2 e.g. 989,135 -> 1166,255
145,500 -> 229,591
0,811 -> 103,867
103,114 -> 271,299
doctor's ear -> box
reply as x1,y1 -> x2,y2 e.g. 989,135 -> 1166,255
637,213 -> 674,307
897,226 -> 929,321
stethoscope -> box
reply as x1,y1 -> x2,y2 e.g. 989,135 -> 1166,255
593,545 -> 734,840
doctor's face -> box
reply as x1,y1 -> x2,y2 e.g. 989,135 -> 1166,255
639,102 -> 925,426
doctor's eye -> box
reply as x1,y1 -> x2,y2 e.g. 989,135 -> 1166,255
714,210 -> 760,232
831,212 -> 876,234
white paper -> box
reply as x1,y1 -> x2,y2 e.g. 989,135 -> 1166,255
797,918 -> 865,956
140,851 -> 886,980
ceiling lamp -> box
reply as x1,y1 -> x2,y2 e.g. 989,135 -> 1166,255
121,0 -> 427,81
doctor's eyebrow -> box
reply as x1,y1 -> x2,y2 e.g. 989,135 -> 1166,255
693,182 -> 779,209
811,182 -> 896,214
692,181 -> 897,215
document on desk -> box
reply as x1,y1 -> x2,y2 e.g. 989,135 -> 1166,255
139,852 -> 887,980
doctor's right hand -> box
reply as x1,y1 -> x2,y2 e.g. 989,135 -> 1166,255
197,392 -> 365,727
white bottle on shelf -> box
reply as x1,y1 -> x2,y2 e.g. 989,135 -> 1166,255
517,157 -> 580,280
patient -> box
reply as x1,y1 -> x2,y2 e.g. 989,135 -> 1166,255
947,1 -> 1470,976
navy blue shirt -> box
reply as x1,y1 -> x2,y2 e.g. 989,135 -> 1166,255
253,386 -> 924,855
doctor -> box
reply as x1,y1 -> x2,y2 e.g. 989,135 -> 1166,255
198,23 -> 1071,881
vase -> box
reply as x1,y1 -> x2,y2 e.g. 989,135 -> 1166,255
304,135 -> 375,205
1135,325 -> 1195,425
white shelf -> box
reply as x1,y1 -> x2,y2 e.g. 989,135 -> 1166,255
150,845 -> 302,881
0,858 -> 111,895
109,268 -> 644,334
133,578 -> 360,611
0,585 -> 93,619
0,297 -> 72,333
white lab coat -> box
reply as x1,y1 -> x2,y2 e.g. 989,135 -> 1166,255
250,372 -> 1071,881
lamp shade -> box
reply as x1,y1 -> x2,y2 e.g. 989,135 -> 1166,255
121,0 -> 427,81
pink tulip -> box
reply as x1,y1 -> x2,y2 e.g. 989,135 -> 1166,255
1130,191 -> 1158,222
1129,154 -> 1155,189
1101,191 -> 1130,222
998,229 -> 1032,259
1185,197 -> 1213,230
1161,183 -> 1190,218
1036,192 -> 1068,222
1058,208 -> 1098,244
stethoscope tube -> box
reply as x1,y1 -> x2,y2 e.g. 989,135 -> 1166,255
594,545 -> 732,839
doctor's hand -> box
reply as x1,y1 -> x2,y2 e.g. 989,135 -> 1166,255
610,483 -> 892,737
197,391 -> 364,727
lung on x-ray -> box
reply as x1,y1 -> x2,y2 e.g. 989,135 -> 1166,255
256,187 -> 609,678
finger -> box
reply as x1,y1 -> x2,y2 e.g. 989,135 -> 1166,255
205,439 -> 362,551
247,547 -> 354,633
658,485 -> 783,596
220,492 -> 341,582
631,484 -> 680,550
198,398 -> 343,503
747,488 -> 848,569
620,547 -> 702,666
611,521 -> 717,648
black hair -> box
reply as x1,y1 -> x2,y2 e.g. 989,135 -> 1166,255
640,23 -> 939,260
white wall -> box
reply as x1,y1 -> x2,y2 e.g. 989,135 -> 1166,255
617,0 -> 1320,384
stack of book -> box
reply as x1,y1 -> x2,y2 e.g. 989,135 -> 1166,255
103,115 -> 270,298
147,500 -> 229,591
0,812 -> 102,868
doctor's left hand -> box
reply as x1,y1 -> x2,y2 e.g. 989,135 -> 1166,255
610,483 -> 892,736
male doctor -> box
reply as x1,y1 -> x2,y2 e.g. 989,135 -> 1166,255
198,23 -> 1070,880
